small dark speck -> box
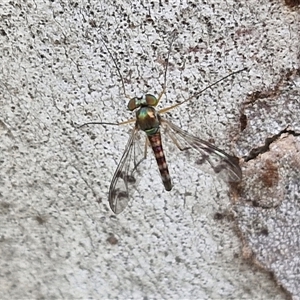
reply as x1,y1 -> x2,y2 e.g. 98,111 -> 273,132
240,113 -> 247,131
214,212 -> 224,220
260,228 -> 269,236
0,202 -> 10,209
0,29 -> 7,36
107,235 -> 118,245
89,20 -> 97,27
34,215 -> 47,225
175,256 -> 182,263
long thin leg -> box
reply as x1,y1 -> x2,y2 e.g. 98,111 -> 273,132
156,31 -> 178,105
159,67 -> 247,114
132,137 -> 149,173
99,35 -> 131,100
78,118 -> 136,128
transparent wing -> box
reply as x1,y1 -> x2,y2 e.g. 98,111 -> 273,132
161,118 -> 242,183
109,126 -> 147,214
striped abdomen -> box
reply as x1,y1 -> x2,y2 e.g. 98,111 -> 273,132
148,132 -> 172,191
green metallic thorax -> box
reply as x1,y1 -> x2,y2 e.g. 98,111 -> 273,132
128,94 -> 161,136
136,107 -> 160,135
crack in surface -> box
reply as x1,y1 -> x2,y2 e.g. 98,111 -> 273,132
244,128 -> 300,162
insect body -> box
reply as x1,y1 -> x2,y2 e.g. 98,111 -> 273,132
81,35 -> 245,214
129,94 -> 172,192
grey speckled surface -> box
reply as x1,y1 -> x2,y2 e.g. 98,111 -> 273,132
0,0 -> 299,299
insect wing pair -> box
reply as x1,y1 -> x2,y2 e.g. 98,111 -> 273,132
109,111 -> 242,214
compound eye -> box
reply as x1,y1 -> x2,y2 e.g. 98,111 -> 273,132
127,97 -> 139,111
145,94 -> 158,106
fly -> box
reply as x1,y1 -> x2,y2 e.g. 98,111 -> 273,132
80,33 -> 246,214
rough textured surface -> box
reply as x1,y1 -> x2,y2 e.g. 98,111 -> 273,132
0,0 -> 299,299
